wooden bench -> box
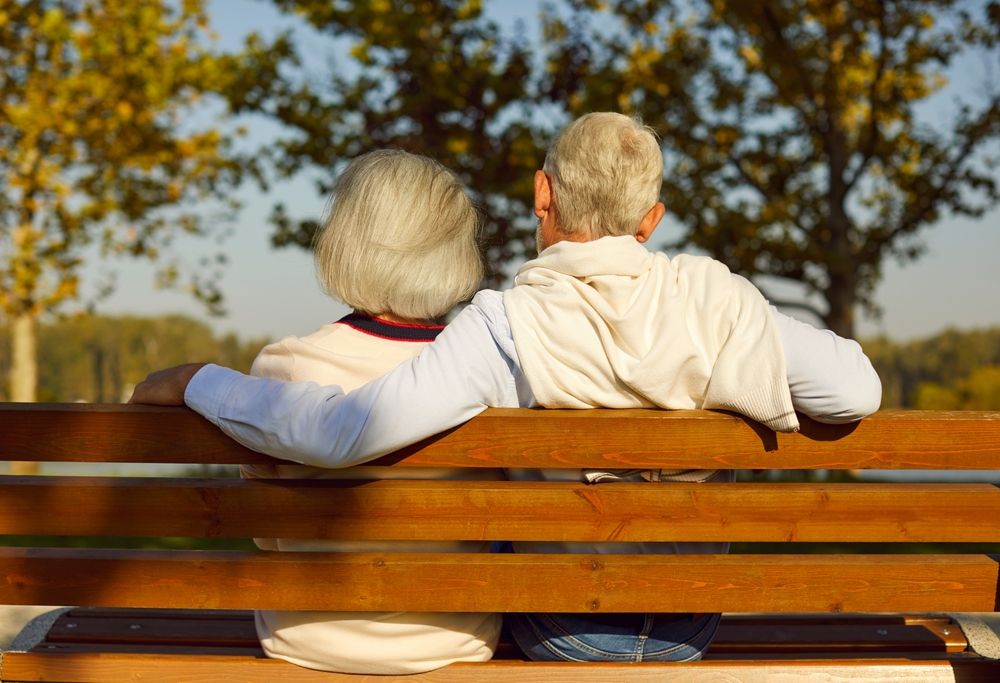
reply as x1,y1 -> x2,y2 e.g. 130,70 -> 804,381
1,404 -> 999,681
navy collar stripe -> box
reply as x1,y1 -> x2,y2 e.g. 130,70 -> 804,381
336,313 -> 444,342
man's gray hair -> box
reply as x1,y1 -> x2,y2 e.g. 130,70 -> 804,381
543,112 -> 663,238
313,150 -> 482,320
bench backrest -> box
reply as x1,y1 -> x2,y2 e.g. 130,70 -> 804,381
1,405 -> 999,614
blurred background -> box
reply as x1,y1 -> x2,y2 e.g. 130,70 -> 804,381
1,0 -> 998,410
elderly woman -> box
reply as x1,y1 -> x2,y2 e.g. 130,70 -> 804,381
240,149 -> 499,675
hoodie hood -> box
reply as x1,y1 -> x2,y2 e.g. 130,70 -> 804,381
503,235 -> 798,432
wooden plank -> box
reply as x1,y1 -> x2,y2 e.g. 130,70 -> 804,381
3,477 -> 1000,542
0,548 -> 995,613
0,403 -> 269,465
2,404 -> 1000,470
3,652 -> 998,683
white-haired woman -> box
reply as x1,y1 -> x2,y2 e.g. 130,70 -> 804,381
241,149 -> 499,675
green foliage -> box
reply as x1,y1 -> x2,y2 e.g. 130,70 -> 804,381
0,313 -> 269,402
863,327 -> 1000,407
541,0 -> 1000,337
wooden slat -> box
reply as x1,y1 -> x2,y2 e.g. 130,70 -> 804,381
3,652 -> 998,682
4,476 -> 1000,542
0,548 -> 995,613
2,404 -> 1000,470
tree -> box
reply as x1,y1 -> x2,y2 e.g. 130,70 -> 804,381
257,0 -> 541,284
0,0 -> 276,407
541,0 -> 1000,337
864,326 -> 1000,406
915,366 -> 1000,409
0,313 -> 267,402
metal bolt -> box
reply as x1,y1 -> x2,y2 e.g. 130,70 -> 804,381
129,624 -> 142,630
65,623 -> 77,629
943,628 -> 951,635
876,628 -> 888,636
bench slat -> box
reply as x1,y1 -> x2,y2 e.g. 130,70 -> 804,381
3,405 -> 1000,469
0,549 -> 996,613
4,476 -> 1000,542
3,652 -> 997,682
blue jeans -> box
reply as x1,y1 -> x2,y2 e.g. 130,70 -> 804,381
507,611 -> 721,662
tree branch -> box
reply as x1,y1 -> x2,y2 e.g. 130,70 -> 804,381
725,150 -> 813,241
758,5 -> 822,125
892,95 -> 999,237
845,1 -> 890,193
755,289 -> 827,325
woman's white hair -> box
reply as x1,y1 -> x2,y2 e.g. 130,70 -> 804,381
313,149 -> 483,320
543,112 -> 663,238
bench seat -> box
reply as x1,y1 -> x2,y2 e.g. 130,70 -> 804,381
3,609 -> 994,682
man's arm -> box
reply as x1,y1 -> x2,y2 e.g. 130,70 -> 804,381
772,308 -> 882,423
178,301 -> 521,468
132,298 -> 880,466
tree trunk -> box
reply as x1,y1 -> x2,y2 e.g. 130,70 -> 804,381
824,278 -> 856,339
10,312 -> 38,402
8,312 -> 39,475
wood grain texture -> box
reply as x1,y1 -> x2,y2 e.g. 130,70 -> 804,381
3,652 -> 997,682
4,476 -> 1000,542
0,549 -> 995,613
2,404 -> 999,469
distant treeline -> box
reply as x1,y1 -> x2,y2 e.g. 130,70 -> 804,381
0,315 -> 997,408
0,315 -> 270,403
864,328 -> 1000,409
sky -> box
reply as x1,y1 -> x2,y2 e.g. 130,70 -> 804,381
81,0 -> 1000,345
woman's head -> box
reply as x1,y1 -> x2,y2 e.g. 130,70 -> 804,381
314,150 -> 483,320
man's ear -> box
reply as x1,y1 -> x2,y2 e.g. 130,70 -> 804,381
533,170 -> 552,219
635,202 -> 666,243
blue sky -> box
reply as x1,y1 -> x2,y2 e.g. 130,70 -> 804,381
82,0 -> 1000,344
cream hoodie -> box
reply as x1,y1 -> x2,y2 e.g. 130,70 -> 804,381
504,235 -> 799,432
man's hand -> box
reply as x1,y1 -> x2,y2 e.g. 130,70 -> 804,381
129,363 -> 207,405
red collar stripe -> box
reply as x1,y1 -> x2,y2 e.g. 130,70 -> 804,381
336,313 -> 444,342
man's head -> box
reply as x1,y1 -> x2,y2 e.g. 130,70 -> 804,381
534,112 -> 665,252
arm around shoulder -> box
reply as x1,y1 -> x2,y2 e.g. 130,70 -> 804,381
772,308 -> 882,423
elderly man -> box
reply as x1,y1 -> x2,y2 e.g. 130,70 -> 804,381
133,112 -> 881,662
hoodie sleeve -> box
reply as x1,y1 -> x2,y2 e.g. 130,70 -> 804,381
184,298 -> 523,468
772,308 -> 883,423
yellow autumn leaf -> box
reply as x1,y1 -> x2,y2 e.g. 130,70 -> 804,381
739,44 -> 761,68
446,137 -> 470,155
116,101 -> 134,120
